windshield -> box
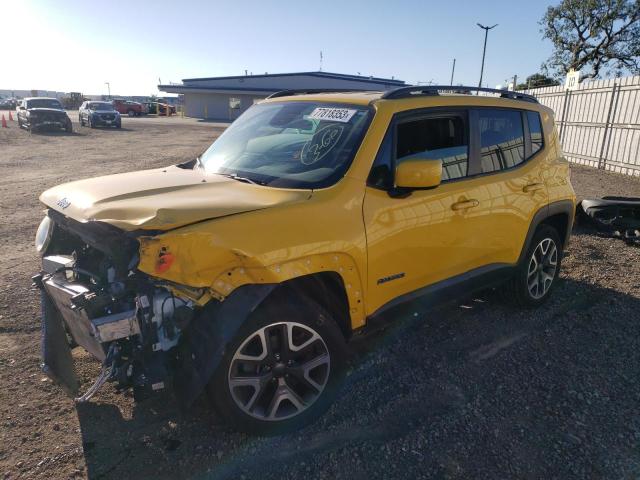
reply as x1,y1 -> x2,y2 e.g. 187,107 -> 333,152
199,101 -> 372,189
88,102 -> 114,111
27,99 -> 63,109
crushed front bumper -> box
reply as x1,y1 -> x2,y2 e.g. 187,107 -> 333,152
36,271 -> 139,396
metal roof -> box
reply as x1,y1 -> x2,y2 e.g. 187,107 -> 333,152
180,71 -> 405,85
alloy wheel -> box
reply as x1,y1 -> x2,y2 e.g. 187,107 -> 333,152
527,238 -> 558,299
228,321 -> 330,421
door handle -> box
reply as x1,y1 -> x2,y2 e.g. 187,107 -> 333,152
523,183 -> 544,193
451,199 -> 479,211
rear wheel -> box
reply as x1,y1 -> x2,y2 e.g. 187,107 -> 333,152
209,295 -> 347,435
127,109 -> 135,117
507,224 -> 562,306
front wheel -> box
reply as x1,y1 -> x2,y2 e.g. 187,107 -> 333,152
127,110 -> 135,117
209,296 -> 347,435
507,224 -> 562,306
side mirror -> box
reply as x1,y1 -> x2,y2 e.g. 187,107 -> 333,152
395,156 -> 442,189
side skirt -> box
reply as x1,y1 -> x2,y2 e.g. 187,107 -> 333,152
361,263 -> 515,333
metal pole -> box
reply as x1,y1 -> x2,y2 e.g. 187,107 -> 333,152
477,24 -> 497,89
559,89 -> 570,143
450,58 -> 456,86
597,82 -> 619,170
105,82 -> 111,100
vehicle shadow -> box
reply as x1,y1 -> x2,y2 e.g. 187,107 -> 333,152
26,130 -> 82,137
75,276 -> 640,479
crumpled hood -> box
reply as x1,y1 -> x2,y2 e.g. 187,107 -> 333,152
40,166 -> 311,231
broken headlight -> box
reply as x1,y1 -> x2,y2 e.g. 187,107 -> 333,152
35,215 -> 54,255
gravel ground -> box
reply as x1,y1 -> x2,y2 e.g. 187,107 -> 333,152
0,116 -> 639,480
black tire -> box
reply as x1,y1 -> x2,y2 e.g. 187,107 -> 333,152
115,121 -> 121,129
88,117 -> 94,128
208,293 -> 348,435
127,109 -> 135,117
79,115 -> 84,126
65,119 -> 72,133
507,224 -> 563,307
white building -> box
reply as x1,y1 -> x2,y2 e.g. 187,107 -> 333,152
159,71 -> 405,121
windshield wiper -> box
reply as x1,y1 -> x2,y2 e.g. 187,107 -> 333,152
216,172 -> 264,185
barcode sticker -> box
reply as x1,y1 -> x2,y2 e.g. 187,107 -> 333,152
308,107 -> 357,123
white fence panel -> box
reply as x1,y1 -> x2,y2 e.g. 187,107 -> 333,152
524,75 -> 640,177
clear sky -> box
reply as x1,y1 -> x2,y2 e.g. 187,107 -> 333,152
4,0 -> 556,96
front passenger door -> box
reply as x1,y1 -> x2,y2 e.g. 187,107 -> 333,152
363,109 -> 499,315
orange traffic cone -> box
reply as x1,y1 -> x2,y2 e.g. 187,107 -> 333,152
1,115 -> 7,128
8,111 -> 13,121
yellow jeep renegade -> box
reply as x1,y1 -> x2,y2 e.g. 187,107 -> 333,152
34,86 -> 576,434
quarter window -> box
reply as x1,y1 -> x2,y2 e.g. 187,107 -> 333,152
478,109 -> 525,173
527,111 -> 543,156
395,115 -> 468,181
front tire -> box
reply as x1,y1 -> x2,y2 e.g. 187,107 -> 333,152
508,224 -> 562,306
127,109 -> 135,117
209,295 -> 347,435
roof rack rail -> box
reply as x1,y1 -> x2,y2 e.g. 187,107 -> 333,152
266,88 -> 376,99
381,85 -> 538,103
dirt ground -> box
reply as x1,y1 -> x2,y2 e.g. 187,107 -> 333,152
0,115 -> 639,480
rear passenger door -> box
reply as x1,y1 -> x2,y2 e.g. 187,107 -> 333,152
471,108 -> 549,265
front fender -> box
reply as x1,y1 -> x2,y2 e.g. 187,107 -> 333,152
174,283 -> 277,407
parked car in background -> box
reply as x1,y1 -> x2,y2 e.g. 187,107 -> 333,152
112,99 -> 144,117
0,98 -> 18,109
145,101 -> 177,115
79,101 -> 121,128
17,97 -> 72,132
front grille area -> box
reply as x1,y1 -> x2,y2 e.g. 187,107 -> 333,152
100,114 -> 116,121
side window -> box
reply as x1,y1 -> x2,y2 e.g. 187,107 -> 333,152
395,114 -> 469,181
478,109 -> 525,173
527,111 -> 544,156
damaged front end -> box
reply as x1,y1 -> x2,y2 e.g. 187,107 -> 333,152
33,209 -> 197,403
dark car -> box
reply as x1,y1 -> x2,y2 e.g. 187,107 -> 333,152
17,97 -> 72,133
145,101 -> 177,115
79,101 -> 121,128
0,98 -> 18,110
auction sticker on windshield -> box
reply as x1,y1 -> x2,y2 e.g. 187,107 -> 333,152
308,107 -> 357,123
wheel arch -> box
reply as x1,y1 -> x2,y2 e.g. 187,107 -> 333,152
518,200 -> 575,264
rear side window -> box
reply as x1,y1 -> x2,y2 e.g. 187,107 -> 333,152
479,109 -> 525,173
527,111 -> 543,156
396,115 -> 468,181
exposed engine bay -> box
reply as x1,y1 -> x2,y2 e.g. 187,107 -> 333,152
33,209 -> 196,402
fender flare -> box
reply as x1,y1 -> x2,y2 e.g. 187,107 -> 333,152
173,283 -> 278,407
517,199 -> 575,265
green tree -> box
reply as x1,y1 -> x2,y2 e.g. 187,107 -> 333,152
541,0 -> 640,79
516,73 -> 561,90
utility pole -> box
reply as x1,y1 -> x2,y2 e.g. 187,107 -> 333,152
477,23 -> 497,89
319,51 -> 323,72
450,58 -> 456,86
105,82 -> 111,99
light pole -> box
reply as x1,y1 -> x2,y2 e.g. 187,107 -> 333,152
477,23 -> 497,89
105,82 -> 111,99
450,58 -> 456,86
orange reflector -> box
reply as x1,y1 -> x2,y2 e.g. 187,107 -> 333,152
155,252 -> 175,273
